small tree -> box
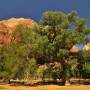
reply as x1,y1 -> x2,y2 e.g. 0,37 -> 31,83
0,25 -> 40,82
78,50 -> 90,79
0,44 -> 21,83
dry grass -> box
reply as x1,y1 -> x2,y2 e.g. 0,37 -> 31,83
0,84 -> 90,90
0,86 -> 6,90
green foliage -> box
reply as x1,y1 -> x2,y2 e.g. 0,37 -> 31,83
0,44 -> 20,80
0,25 -> 40,81
40,11 -> 90,85
42,63 -> 62,80
14,25 -> 37,44
24,58 -> 37,79
79,50 -> 90,78
0,11 -> 90,84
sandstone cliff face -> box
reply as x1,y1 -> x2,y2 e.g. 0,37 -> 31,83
0,18 -> 81,54
0,18 -> 37,44
70,45 -> 80,53
83,43 -> 90,51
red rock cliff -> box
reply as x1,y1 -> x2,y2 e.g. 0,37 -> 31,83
0,18 -> 37,44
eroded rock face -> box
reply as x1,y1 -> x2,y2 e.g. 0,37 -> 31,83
83,43 -> 90,51
70,46 -> 80,53
0,18 -> 37,44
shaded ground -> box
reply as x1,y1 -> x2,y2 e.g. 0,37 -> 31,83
7,79 -> 90,86
33,79 -> 90,86
0,79 -> 90,90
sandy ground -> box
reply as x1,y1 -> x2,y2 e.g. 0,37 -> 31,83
0,84 -> 90,90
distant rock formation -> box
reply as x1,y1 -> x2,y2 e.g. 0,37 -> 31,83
70,46 -> 80,53
0,18 -> 37,44
83,43 -> 90,51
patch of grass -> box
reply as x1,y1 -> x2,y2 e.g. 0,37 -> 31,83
36,86 -> 47,90
0,86 -> 6,90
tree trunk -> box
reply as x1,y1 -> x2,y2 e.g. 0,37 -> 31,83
3,78 -> 11,84
61,59 -> 70,85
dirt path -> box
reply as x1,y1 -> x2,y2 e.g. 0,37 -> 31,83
0,84 -> 90,90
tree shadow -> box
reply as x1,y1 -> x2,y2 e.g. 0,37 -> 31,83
25,80 -> 63,87
8,79 -> 90,87
70,79 -> 90,85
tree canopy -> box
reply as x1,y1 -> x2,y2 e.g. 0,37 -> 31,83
0,11 -> 90,85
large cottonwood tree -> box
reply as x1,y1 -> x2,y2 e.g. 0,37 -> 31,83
40,11 -> 90,85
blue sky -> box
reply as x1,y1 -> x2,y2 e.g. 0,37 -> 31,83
0,0 -> 90,25
0,0 -> 90,48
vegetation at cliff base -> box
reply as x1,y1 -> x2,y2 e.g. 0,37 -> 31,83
0,11 -> 90,86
